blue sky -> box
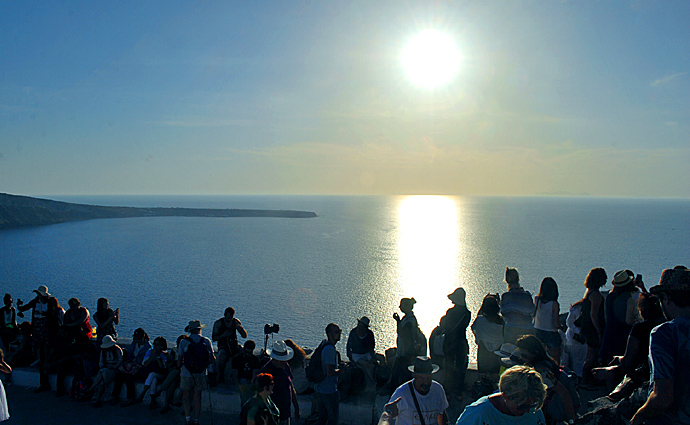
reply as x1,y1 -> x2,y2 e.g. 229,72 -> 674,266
1,1 -> 688,196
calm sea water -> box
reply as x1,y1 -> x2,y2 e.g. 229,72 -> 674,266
1,195 -> 688,362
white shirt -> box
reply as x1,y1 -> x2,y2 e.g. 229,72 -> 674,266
389,380 -> 449,425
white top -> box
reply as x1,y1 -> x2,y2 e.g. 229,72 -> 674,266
471,316 -> 504,352
389,380 -> 449,425
534,299 -> 559,332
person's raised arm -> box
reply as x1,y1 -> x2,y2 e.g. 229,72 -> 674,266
235,318 -> 248,339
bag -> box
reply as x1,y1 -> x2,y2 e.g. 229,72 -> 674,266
429,326 -> 445,357
305,341 -> 332,383
118,361 -> 142,376
413,326 -> 427,357
183,338 -> 210,374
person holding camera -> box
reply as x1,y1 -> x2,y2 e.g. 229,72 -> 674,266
212,307 -> 247,385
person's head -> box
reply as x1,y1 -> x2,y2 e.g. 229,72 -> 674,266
133,328 -> 149,342
3,294 -> 12,307
253,373 -> 274,395
611,269 -> 638,293
153,336 -> 167,352
185,320 -> 206,335
478,293 -> 501,318
584,267 -> 607,290
176,334 -> 188,347
284,339 -> 307,361
448,287 -> 466,306
224,307 -> 235,321
19,321 -> 32,336
537,277 -> 559,303
505,268 -> 520,288
637,293 -> 664,322
516,335 -> 550,365
499,365 -> 548,416
33,285 -> 51,299
325,323 -> 342,343
356,316 -> 370,332
399,298 -> 416,313
244,339 -> 256,353
408,356 -> 439,395
68,298 -> 81,310
97,297 -> 109,311
650,266 -> 690,319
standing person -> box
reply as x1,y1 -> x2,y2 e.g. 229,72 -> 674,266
260,340 -> 301,425
17,285 -> 63,393
346,316 -> 377,393
579,267 -> 607,384
500,268 -> 535,345
471,293 -> 505,376
234,340 -> 262,407
599,270 -> 639,365
454,365 -> 547,425
631,267 -> 690,425
62,298 -> 92,344
382,356 -> 449,425
240,373 -> 281,425
0,349 -> 11,422
534,278 -> 562,364
212,307 -> 247,385
0,295 -> 18,352
93,298 -> 119,347
314,323 -> 342,425
178,320 -> 215,425
441,288 -> 471,398
391,298 -> 420,390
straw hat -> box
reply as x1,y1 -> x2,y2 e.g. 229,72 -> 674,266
267,340 -> 294,361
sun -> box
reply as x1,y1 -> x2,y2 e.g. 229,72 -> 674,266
400,29 -> 462,89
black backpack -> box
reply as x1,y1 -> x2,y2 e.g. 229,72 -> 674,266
305,341 -> 333,383
183,338 -> 210,374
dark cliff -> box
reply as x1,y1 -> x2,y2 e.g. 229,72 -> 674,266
0,193 -> 317,230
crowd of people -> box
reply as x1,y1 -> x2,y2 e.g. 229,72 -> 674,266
0,265 -> 688,425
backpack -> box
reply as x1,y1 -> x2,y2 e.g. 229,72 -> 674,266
429,325 -> 445,357
305,341 -> 333,383
183,337 -> 210,374
413,326 -> 427,357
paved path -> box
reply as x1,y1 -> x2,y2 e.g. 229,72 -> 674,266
4,384 -> 238,425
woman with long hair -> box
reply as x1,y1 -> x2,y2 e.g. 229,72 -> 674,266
534,278 -> 562,364
580,267 -> 607,383
93,297 -> 119,347
284,339 -> 309,395
471,293 -> 504,375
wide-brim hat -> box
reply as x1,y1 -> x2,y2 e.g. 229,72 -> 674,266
358,316 -> 370,327
650,267 -> 690,294
448,287 -> 466,305
493,343 -> 518,358
33,285 -> 51,297
408,356 -> 440,374
185,320 -> 207,332
101,335 -> 117,349
267,340 -> 294,361
612,270 -> 634,287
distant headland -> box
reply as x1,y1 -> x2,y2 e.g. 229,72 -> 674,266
0,193 -> 318,230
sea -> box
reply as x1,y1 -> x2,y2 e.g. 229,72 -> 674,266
1,195 -> 688,362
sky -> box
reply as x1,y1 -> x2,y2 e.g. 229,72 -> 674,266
1,1 -> 689,197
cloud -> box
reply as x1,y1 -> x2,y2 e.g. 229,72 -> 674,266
650,72 -> 687,87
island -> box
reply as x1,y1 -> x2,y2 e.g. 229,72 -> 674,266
0,193 -> 318,230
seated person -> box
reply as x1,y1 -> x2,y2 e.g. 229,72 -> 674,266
346,316 -> 377,391
212,307 -> 247,385
90,335 -> 123,407
111,328 -> 153,406
136,336 -> 177,409
233,340 -> 261,406
8,322 -> 34,368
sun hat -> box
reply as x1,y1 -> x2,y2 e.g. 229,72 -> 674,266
501,349 -> 527,368
493,343 -> 518,358
448,287 -> 467,305
650,267 -> 690,294
184,320 -> 207,332
408,356 -> 440,374
358,316 -> 370,327
267,340 -> 294,361
101,335 -> 117,349
33,285 -> 51,297
612,270 -> 634,287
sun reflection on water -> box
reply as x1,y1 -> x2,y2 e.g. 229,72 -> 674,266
396,195 -> 462,336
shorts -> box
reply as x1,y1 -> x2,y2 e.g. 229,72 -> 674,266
180,373 -> 208,392
536,329 -> 562,349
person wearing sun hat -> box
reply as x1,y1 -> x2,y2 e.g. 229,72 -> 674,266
381,356 -> 449,425
17,285 -> 62,393
599,270 -> 641,365
632,266 -> 690,425
441,287 -> 471,398
259,340 -> 301,425
177,320 -> 215,425
346,316 -> 377,393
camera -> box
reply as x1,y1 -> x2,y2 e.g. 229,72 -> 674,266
264,323 -> 280,335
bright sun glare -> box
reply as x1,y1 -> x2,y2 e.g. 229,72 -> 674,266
400,29 -> 462,89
